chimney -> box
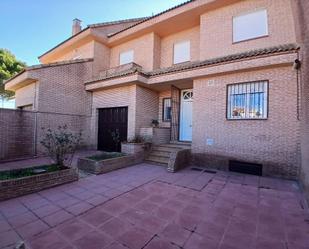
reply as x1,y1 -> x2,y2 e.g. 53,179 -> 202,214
72,18 -> 82,36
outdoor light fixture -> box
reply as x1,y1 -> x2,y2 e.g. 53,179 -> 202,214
293,59 -> 301,70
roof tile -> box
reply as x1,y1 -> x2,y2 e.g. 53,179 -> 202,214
86,43 -> 299,84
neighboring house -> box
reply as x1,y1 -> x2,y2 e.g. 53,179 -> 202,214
0,98 -> 15,109
5,0 -> 301,179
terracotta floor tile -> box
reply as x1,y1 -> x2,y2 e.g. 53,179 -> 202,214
8,211 -> 38,228
117,227 -> 153,249
80,209 -> 113,227
16,219 -> 49,239
184,233 -> 218,249
43,210 -> 74,227
0,220 -> 12,233
174,213 -> 200,231
65,201 -> 93,216
73,231 -> 112,249
56,219 -> 93,241
100,217 -> 134,238
31,204 -> 61,218
0,229 -> 21,248
54,197 -> 81,208
195,220 -> 225,241
85,195 -> 109,206
160,223 -> 192,247
254,237 -> 286,249
144,236 -> 180,249
28,230 -> 70,249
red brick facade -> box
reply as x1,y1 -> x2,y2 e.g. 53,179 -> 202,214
291,0 -> 309,200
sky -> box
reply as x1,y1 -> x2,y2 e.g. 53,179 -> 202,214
0,0 -> 187,66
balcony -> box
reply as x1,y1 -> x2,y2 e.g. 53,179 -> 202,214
98,62 -> 143,80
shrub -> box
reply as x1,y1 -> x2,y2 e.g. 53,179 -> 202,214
40,125 -> 82,166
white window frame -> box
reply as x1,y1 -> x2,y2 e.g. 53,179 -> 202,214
233,9 -> 268,43
162,98 -> 172,122
173,40 -> 190,64
227,81 -> 268,120
119,50 -> 134,65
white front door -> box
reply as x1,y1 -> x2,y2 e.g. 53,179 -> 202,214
179,89 -> 193,141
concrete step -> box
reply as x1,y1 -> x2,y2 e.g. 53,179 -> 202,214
144,160 -> 168,166
152,146 -> 183,152
169,141 -> 192,146
159,144 -> 191,150
146,155 -> 170,164
150,150 -> 171,157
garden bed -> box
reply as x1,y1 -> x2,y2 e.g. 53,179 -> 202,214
77,152 -> 143,174
0,165 -> 78,201
87,152 -> 126,161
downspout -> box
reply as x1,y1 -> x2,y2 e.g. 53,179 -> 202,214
296,51 -> 301,121
33,81 -> 38,156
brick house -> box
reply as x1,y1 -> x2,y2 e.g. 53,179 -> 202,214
5,0 -> 302,179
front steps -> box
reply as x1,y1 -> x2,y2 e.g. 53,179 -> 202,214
145,143 -> 191,166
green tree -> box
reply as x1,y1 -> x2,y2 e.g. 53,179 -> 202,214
0,49 -> 26,99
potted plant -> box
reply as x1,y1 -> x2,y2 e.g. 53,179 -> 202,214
151,119 -> 159,127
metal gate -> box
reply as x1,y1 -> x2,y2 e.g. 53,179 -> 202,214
97,107 -> 128,152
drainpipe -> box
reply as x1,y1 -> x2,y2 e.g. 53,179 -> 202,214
33,112 -> 37,156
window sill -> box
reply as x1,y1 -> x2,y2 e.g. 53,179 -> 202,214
232,34 -> 269,45
172,60 -> 191,66
226,118 -> 268,121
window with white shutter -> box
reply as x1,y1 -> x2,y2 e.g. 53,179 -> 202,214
233,9 -> 268,43
119,50 -> 134,65
173,41 -> 190,64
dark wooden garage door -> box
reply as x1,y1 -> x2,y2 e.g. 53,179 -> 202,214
97,107 -> 128,152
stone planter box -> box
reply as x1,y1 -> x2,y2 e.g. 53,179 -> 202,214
77,154 -> 144,175
121,142 -> 151,155
0,168 -> 78,201
139,127 -> 171,145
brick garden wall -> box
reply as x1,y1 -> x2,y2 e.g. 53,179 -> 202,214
0,108 -> 90,161
0,108 -> 35,160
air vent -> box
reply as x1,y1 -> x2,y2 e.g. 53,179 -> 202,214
204,169 -> 216,174
191,167 -> 204,171
229,160 -> 262,176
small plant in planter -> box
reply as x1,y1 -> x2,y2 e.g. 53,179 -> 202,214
121,135 -> 151,155
110,129 -> 120,145
40,125 -> 83,167
151,119 -> 159,127
127,135 -> 145,144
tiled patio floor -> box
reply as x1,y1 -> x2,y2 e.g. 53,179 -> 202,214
0,163 -> 308,249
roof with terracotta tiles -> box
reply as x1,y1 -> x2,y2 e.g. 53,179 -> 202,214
38,18 -> 146,59
39,1 -> 194,59
85,43 -> 299,84
5,59 -> 93,84
87,17 -> 148,28
108,0 -> 194,37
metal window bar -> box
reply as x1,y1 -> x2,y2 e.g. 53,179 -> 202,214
228,81 -> 267,119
